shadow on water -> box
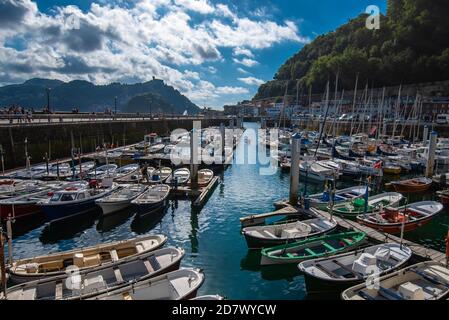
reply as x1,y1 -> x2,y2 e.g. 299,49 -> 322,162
130,206 -> 167,234
240,250 -> 301,281
4,214 -> 46,239
96,208 -> 135,233
189,206 -> 200,254
39,209 -> 100,244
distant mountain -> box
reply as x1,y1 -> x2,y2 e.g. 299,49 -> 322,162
0,78 -> 200,114
125,92 -> 181,114
255,0 -> 449,99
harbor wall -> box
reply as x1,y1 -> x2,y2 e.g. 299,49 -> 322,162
0,118 -> 229,170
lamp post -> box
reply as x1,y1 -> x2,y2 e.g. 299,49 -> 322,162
46,87 -> 51,113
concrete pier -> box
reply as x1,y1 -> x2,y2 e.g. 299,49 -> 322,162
289,133 -> 301,205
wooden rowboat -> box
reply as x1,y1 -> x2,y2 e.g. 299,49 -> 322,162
8,234 -> 167,284
308,186 -> 368,210
437,190 -> 449,205
166,168 -> 190,185
198,169 -> 214,187
342,261 -> 449,300
387,177 -> 433,193
298,243 -> 412,293
330,192 -> 403,218
383,164 -> 402,175
356,201 -> 443,234
3,247 -> 184,300
90,268 -> 204,300
260,231 -> 367,266
242,217 -> 337,249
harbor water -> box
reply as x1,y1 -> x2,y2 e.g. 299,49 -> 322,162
6,122 -> 449,299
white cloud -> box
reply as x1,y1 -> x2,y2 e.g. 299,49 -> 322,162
216,86 -> 249,94
237,67 -> 249,74
238,76 -> 265,86
233,57 -> 259,67
233,47 -> 254,58
174,0 -> 214,14
216,4 -> 237,20
207,66 -> 217,74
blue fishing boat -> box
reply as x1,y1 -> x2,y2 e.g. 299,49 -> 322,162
38,183 -> 116,222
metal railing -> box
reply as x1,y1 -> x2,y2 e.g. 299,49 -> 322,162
0,113 -> 234,126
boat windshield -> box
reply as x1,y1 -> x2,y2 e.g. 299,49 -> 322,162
60,193 -> 77,201
50,193 -> 62,201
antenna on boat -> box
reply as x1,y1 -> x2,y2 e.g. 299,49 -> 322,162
400,197 -> 408,249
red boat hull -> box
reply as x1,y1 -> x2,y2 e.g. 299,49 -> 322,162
357,216 -> 434,234
392,183 -> 432,193
0,203 -> 42,220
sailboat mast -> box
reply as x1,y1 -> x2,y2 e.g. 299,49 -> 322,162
391,85 -> 402,139
377,87 -> 386,140
349,73 -> 359,137
314,81 -> 330,157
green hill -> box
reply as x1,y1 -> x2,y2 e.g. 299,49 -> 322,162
255,0 -> 449,99
0,78 -> 200,114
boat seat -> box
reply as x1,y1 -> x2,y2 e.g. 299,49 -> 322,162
110,250 -> 119,262
143,260 -> 154,274
113,267 -> 124,283
83,254 -> 101,267
286,253 -> 297,258
334,259 -> 358,277
322,242 -> 336,252
135,243 -> 145,253
304,248 -> 315,255
55,281 -> 63,300
20,288 -> 37,300
315,263 -> 342,279
148,255 -> 161,271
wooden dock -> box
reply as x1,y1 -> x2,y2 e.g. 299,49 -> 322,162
271,200 -> 448,265
193,176 -> 219,208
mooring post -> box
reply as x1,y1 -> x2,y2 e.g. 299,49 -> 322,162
190,127 -> 199,190
6,216 -> 12,265
422,125 -> 429,143
289,132 -> 301,206
426,131 -> 437,178
220,123 -> 226,164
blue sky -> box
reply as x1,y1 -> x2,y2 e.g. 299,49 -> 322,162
0,0 -> 386,109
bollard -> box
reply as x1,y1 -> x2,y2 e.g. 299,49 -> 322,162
289,133 -> 301,205
426,131 -> 437,178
